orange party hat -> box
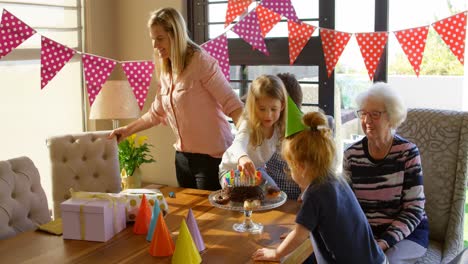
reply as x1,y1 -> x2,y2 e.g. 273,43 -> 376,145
149,213 -> 175,256
133,194 -> 152,235
172,219 -> 201,264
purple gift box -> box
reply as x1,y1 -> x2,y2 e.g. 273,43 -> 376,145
61,197 -> 126,242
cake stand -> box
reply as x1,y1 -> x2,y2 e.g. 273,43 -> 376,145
208,190 -> 287,234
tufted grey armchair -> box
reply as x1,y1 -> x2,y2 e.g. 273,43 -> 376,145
398,108 -> 468,264
0,156 -> 51,239
46,131 -> 121,218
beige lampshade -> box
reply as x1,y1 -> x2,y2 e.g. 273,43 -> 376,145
89,81 -> 140,120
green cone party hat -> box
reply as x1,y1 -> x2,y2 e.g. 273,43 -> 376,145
285,95 -> 306,137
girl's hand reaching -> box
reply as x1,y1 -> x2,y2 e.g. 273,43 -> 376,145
238,155 -> 256,177
252,248 -> 280,262
108,126 -> 130,143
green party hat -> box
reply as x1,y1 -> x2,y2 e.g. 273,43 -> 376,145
285,96 -> 307,137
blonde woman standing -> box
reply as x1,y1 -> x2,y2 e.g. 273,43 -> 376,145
110,8 -> 243,191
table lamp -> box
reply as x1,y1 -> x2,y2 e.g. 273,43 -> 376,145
89,80 -> 140,129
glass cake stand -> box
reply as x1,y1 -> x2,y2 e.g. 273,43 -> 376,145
208,190 -> 287,234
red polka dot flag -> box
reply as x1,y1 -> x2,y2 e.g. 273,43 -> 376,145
121,61 -> 155,110
256,5 -> 281,38
232,10 -> 269,55
40,36 -> 76,89
201,34 -> 230,81
320,28 -> 352,77
355,32 -> 388,81
432,11 -> 467,65
394,26 -> 429,76
0,9 -> 36,60
288,21 -> 316,65
225,0 -> 252,27
261,0 -> 299,23
82,54 -> 117,106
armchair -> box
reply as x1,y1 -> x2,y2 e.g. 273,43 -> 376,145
398,108 -> 468,263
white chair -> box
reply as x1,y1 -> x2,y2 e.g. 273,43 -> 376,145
0,156 -> 51,239
46,131 -> 121,218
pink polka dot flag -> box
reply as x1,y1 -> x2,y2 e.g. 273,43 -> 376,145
260,0 -> 299,23
394,26 -> 429,76
320,28 -> 352,77
432,11 -> 467,65
231,10 -> 269,55
0,9 -> 36,60
225,0 -> 252,27
288,21 -> 316,65
355,32 -> 388,81
40,36 -> 76,89
82,54 -> 117,106
256,5 -> 281,38
201,34 -> 230,81
121,61 -> 155,110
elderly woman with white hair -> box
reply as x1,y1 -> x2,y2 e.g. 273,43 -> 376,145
343,82 -> 428,264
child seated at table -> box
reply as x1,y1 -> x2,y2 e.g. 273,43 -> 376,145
252,111 -> 386,264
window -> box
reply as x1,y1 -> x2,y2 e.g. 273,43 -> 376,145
0,0 -> 84,207
188,0 -> 335,117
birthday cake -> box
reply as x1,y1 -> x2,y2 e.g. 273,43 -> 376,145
214,170 -> 281,205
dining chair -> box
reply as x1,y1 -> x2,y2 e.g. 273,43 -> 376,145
398,108 -> 468,264
0,156 -> 51,239
46,131 -> 121,218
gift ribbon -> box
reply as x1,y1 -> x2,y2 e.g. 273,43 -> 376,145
70,188 -> 126,240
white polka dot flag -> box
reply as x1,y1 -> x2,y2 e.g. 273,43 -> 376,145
82,54 -> 117,106
231,10 -> 269,55
201,34 -> 230,81
432,11 -> 467,65
394,26 -> 429,76
121,61 -> 155,110
320,28 -> 352,77
225,0 -> 252,27
0,9 -> 36,60
261,0 -> 299,23
40,36 -> 76,89
355,32 -> 388,81
256,5 -> 281,38
288,21 -> 316,65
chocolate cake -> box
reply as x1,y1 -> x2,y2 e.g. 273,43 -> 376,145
226,186 -> 264,203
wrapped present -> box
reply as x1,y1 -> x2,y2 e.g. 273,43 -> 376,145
120,188 -> 169,222
61,191 -> 127,242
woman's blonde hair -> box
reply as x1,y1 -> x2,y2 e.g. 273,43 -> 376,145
282,111 -> 338,184
243,75 -> 287,147
147,7 -> 200,77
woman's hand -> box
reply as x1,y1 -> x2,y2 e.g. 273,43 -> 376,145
238,156 -> 256,177
252,248 -> 280,262
108,126 -> 130,143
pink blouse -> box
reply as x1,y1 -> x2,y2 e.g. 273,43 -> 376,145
141,50 -> 243,158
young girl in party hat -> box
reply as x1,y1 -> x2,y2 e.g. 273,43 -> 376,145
252,111 -> 386,264
219,74 -> 286,187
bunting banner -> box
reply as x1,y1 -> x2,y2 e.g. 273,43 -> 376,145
432,11 -> 467,65
355,32 -> 388,80
261,0 -> 299,23
288,21 -> 316,65
201,34 -> 231,81
394,26 -> 429,76
256,5 -> 282,38
225,0 -> 252,27
40,36 -> 76,89
121,61 -> 154,110
0,9 -> 36,60
231,10 -> 269,55
82,54 -> 117,106
320,28 -> 352,77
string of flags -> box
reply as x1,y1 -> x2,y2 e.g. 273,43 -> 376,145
0,1 -> 467,109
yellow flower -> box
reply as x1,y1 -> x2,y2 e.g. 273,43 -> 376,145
137,135 -> 148,146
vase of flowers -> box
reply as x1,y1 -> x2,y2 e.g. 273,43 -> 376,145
118,134 -> 155,189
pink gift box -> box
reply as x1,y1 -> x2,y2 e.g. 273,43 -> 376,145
61,198 -> 126,242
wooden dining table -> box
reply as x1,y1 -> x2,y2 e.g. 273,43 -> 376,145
0,186 -> 313,263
